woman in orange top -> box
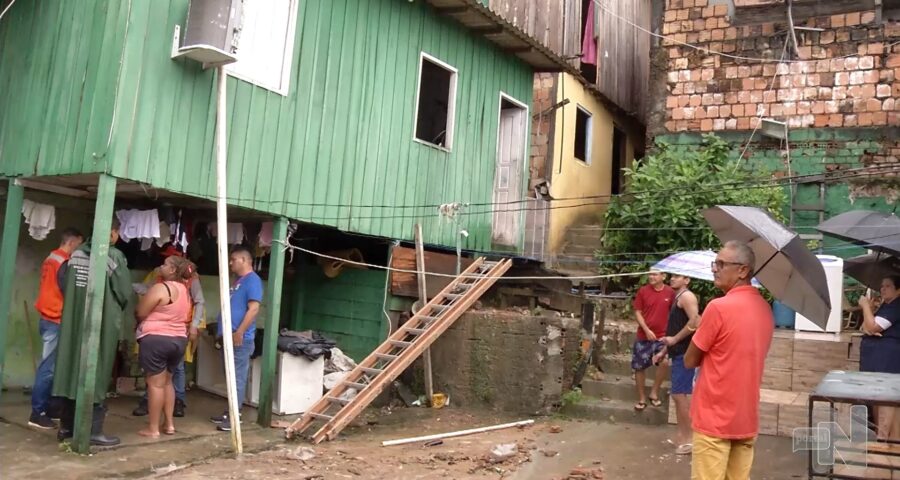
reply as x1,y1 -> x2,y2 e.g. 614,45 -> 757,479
134,256 -> 195,438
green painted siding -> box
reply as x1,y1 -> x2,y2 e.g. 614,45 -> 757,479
290,266 -> 388,362
0,0 -> 128,177
0,0 -> 535,251
656,128 -> 898,259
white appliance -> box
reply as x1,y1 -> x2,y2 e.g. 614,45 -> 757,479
794,255 -> 844,333
195,334 -> 324,415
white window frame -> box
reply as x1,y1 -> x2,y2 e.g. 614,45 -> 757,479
412,52 -> 458,152
225,0 -> 299,96
574,105 -> 593,166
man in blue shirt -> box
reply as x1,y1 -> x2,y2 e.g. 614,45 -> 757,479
210,246 -> 263,431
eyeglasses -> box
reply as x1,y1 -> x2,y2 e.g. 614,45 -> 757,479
711,260 -> 746,271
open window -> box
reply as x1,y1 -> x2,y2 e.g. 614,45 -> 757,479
225,0 -> 299,95
574,106 -> 592,165
414,53 -> 458,150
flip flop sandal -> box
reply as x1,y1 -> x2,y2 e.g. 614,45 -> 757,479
634,402 -> 647,411
649,397 -> 663,407
676,443 -> 693,455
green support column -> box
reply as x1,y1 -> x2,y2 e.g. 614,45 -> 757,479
72,174 -> 117,454
257,216 -> 289,427
0,178 -> 24,398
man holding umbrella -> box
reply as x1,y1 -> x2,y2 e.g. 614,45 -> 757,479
685,241 -> 774,479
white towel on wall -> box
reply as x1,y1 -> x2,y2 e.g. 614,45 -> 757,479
21,200 -> 56,241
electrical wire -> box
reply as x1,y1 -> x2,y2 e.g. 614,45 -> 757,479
733,37 -> 790,173
273,239 -> 653,281
592,0 -> 900,64
143,164 -> 897,215
0,0 -> 16,22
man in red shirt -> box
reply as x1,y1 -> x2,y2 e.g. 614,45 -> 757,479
631,269 -> 675,411
28,227 -> 83,430
686,240 -> 774,479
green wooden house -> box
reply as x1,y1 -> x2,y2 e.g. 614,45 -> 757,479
0,0 -> 574,451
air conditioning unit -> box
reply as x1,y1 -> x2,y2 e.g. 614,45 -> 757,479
172,0 -> 242,66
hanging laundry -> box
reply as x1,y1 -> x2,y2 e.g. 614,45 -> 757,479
156,222 -> 172,248
209,222 -> 246,245
21,199 -> 56,240
581,0 -> 597,65
258,222 -> 274,248
140,238 -> 154,251
115,209 -> 160,242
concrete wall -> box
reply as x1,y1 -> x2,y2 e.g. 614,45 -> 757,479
429,310 -> 581,415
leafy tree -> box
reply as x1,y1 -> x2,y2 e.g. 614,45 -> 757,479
598,134 -> 786,300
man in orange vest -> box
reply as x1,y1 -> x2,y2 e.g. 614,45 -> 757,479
28,228 -> 84,430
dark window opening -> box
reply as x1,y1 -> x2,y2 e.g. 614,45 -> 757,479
574,107 -> 591,164
611,126 -> 626,194
415,57 -> 455,149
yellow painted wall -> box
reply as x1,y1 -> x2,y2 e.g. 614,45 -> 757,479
546,73 -> 636,256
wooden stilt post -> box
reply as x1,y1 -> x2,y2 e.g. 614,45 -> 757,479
0,178 -> 24,398
257,216 -> 288,427
72,173 -> 117,454
414,224 -> 433,406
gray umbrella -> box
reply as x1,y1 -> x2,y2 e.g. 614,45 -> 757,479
844,253 -> 900,290
703,205 -> 831,328
817,210 -> 900,257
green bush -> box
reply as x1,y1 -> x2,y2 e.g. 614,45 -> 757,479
599,134 -> 786,301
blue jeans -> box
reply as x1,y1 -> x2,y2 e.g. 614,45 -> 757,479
30,319 -> 60,415
142,359 -> 186,403
234,339 -> 254,410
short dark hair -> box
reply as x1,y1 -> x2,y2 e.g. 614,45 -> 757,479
60,228 -> 83,244
230,245 -> 253,260
885,275 -> 900,290
111,216 -> 121,232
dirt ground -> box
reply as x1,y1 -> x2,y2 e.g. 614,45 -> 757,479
0,387 -> 807,479
169,408 -> 807,480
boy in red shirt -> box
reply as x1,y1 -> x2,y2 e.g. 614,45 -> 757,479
28,228 -> 83,429
686,241 -> 774,479
631,269 -> 675,411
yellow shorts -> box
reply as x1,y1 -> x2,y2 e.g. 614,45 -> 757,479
691,431 -> 756,480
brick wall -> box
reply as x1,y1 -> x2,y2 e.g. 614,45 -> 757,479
656,0 -> 900,134
529,73 -> 555,187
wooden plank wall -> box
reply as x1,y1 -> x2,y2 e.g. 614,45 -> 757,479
489,0 -> 582,64
596,0 -> 651,120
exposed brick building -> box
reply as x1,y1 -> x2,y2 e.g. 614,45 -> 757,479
647,0 -> 900,234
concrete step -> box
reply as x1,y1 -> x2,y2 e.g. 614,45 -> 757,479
599,327 -> 638,355
599,353 -> 665,377
562,397 -> 669,426
581,378 -> 670,404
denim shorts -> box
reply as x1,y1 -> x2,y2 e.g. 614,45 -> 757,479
670,354 -> 696,395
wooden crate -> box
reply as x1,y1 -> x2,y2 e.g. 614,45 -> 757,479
792,370 -> 832,393
762,367 -> 793,391
792,338 -> 851,373
767,332 -> 794,366
758,401 -> 779,436
848,334 -> 862,362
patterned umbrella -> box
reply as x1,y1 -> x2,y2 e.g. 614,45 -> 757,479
652,250 -> 761,287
